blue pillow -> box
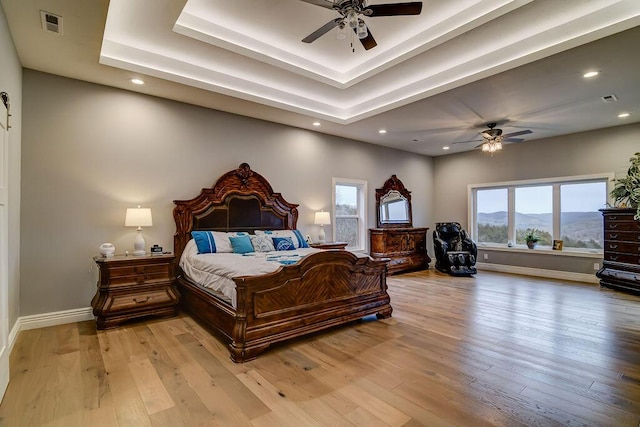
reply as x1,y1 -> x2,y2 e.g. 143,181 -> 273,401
229,235 -> 254,254
292,229 -> 309,248
191,231 -> 217,254
272,237 -> 295,251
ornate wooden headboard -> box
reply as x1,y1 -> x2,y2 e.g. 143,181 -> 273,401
173,163 -> 299,262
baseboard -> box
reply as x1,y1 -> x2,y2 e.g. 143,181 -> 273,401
476,262 -> 599,284
8,307 -> 94,352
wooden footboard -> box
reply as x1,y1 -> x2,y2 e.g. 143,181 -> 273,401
177,250 -> 391,362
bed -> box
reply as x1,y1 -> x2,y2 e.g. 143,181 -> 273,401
173,163 -> 392,362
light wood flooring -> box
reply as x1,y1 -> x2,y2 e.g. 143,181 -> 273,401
1,269 -> 640,426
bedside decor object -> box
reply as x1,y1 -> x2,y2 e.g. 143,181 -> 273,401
370,175 -> 430,274
124,205 -> 153,256
91,253 -> 179,329
150,244 -> 163,254
314,210 -> 331,244
98,243 -> 115,258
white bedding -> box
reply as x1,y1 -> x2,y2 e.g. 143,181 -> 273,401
179,239 -> 323,308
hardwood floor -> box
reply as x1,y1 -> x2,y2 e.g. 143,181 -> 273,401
1,270 -> 640,426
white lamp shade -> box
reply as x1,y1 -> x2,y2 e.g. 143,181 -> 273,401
314,211 -> 331,226
125,207 -> 153,227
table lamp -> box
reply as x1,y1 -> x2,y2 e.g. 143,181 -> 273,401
125,206 -> 153,256
314,211 -> 331,244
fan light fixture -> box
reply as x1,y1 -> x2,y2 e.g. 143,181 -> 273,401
481,138 -> 503,154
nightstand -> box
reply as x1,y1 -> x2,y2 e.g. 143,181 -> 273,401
310,242 -> 348,250
91,253 -> 179,329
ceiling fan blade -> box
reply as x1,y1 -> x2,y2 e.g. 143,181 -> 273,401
302,18 -> 342,43
355,26 -> 377,50
502,129 -> 532,138
453,139 -> 482,144
503,138 -> 525,143
297,0 -> 336,10
366,2 -> 423,17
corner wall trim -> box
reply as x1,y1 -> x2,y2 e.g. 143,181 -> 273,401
476,262 -> 599,284
8,307 -> 94,353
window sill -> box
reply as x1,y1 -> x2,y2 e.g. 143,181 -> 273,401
477,244 -> 603,258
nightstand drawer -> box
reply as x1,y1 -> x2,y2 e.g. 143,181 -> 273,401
108,271 -> 171,287
109,263 -> 170,278
107,289 -> 175,313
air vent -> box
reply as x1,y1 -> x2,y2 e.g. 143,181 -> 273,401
601,94 -> 618,103
40,11 -> 63,35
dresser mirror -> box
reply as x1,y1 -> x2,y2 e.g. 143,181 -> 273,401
376,175 -> 413,228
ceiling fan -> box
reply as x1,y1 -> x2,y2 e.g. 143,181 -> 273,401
453,123 -> 533,151
299,0 -> 423,50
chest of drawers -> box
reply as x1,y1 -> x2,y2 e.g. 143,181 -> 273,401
369,227 -> 430,274
91,253 -> 179,329
596,208 -> 640,294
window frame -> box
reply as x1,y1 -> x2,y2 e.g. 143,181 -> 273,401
468,173 -> 613,254
332,177 -> 368,251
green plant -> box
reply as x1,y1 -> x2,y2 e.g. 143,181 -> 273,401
610,152 -> 640,220
524,229 -> 541,244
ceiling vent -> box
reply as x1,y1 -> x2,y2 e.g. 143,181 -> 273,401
40,11 -> 63,35
601,94 -> 618,103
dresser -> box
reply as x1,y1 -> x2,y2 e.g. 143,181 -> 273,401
91,253 -> 179,329
369,227 -> 430,274
596,208 -> 640,294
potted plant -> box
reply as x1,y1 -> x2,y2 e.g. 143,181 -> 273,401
524,229 -> 540,249
610,152 -> 640,220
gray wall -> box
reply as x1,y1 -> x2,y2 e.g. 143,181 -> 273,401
20,70 -> 434,316
432,122 -> 640,274
0,4 -> 21,331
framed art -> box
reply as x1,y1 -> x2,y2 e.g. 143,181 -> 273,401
552,240 -> 563,250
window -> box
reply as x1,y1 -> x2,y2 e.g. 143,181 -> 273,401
515,185 -> 552,246
476,188 -> 508,244
333,178 -> 367,251
470,174 -> 611,252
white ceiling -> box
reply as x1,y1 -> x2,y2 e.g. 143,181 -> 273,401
2,0 -> 640,156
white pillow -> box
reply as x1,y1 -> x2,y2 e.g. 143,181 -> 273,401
255,230 -> 308,248
250,234 -> 276,252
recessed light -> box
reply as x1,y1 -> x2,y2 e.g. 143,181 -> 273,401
312,122 -> 321,127
130,78 -> 145,85
378,129 -> 387,134
442,146 -> 450,150
582,71 -> 599,78
618,112 -> 630,118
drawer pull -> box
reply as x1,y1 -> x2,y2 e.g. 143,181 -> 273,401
609,244 -> 618,249
610,216 -> 618,220
610,234 -> 618,239
133,296 -> 150,304
610,255 -> 618,261
609,224 -> 618,229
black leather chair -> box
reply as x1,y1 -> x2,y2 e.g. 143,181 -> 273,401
433,222 -> 477,276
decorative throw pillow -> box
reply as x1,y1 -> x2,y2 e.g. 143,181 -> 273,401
272,236 -> 296,251
229,235 -> 254,254
250,234 -> 275,252
191,231 -> 217,254
256,230 -> 309,248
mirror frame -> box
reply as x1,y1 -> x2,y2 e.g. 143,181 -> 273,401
375,175 -> 413,228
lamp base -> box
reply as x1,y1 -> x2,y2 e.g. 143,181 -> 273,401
133,228 -> 146,256
317,225 -> 326,244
